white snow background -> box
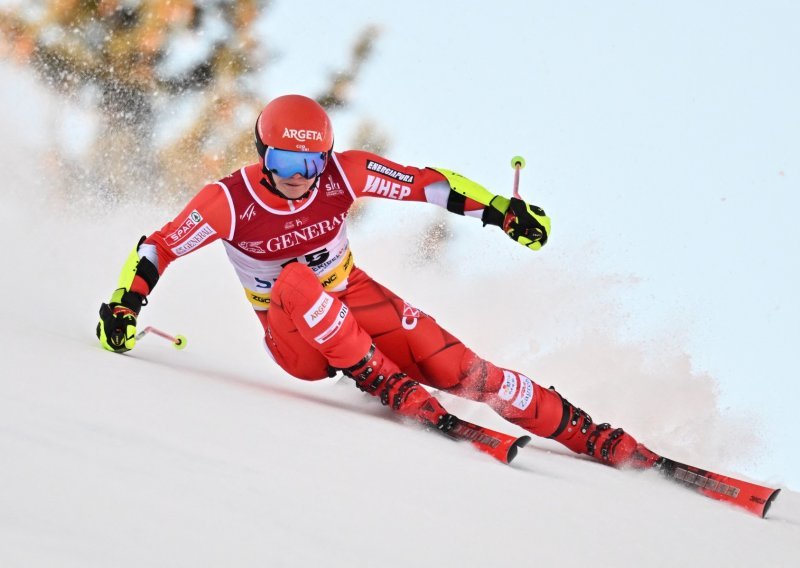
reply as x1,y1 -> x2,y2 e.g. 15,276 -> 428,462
2,2 -> 800,566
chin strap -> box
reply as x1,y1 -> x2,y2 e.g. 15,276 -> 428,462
258,165 -> 320,201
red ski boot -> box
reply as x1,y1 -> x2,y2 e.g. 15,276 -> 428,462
546,387 -> 658,469
343,344 -> 451,429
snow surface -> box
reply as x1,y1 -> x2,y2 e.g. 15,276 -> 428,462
2,64 -> 800,567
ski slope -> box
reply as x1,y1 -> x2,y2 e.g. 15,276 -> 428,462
2,67 -> 799,567
1,197 -> 799,567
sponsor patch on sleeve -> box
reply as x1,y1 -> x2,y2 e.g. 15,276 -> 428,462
366,160 -> 415,184
171,223 -> 217,256
362,174 -> 412,200
166,210 -> 203,245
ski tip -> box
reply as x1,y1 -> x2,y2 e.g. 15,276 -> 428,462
762,488 -> 781,519
506,436 -> 532,463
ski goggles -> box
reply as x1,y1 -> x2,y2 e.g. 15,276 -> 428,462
264,147 -> 328,179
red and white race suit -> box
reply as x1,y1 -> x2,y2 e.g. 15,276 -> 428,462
127,149 -> 649,467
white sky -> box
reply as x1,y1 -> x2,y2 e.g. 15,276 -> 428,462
262,1 -> 800,487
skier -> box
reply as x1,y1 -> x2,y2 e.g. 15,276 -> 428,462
97,94 -> 658,468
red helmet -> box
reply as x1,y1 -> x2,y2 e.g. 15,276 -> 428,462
254,94 -> 334,156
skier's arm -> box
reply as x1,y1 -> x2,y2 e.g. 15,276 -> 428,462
96,183 -> 233,353
431,167 -> 551,251
336,150 -> 550,250
337,150 -> 487,214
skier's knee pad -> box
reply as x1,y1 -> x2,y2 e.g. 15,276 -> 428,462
263,335 -> 333,381
490,377 -> 571,438
272,262 -> 324,312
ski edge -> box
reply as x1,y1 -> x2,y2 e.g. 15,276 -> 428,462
653,456 -> 781,518
437,416 -> 530,465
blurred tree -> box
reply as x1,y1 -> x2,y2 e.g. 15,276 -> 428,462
0,0 -> 385,204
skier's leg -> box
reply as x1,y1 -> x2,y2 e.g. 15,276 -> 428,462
341,268 -> 656,468
337,267 -> 464,389
446,354 -> 658,468
262,262 -> 449,425
257,301 -> 332,381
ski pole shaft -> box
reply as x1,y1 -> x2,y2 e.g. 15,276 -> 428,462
510,155 -> 526,199
509,155 -> 544,240
135,326 -> 188,350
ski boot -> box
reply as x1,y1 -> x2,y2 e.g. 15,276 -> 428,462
343,344 -> 451,429
547,387 -> 659,469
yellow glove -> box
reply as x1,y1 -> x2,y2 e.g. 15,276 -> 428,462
484,196 -> 551,250
430,168 -> 550,251
96,291 -> 140,353
96,237 -> 159,353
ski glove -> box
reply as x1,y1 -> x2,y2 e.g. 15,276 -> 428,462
96,289 -> 143,353
483,196 -> 550,250
96,236 -> 159,353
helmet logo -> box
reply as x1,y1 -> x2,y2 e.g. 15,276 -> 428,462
282,128 -> 323,142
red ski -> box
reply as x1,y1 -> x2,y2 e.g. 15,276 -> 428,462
653,457 -> 780,518
436,415 -> 531,464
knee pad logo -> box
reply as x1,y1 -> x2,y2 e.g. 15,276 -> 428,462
498,370 -> 518,401
314,305 -> 349,344
304,292 -> 334,328
512,375 -> 534,411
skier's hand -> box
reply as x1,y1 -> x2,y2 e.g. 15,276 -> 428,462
482,196 -> 550,250
96,291 -> 142,353
502,197 -> 550,250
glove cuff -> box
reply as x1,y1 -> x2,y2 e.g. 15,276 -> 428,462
109,288 -> 145,314
481,195 -> 510,227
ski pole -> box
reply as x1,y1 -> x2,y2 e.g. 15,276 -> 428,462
135,326 -> 188,350
509,155 -> 544,241
510,155 -> 526,199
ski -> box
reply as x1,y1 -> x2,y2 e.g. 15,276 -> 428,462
436,415 -> 531,464
652,456 -> 780,518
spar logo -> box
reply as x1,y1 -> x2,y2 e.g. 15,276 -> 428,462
282,128 -> 323,142
166,210 -> 203,244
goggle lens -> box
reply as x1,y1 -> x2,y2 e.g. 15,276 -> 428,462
264,147 -> 327,179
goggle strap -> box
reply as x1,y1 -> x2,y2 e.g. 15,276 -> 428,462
254,118 -> 267,157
